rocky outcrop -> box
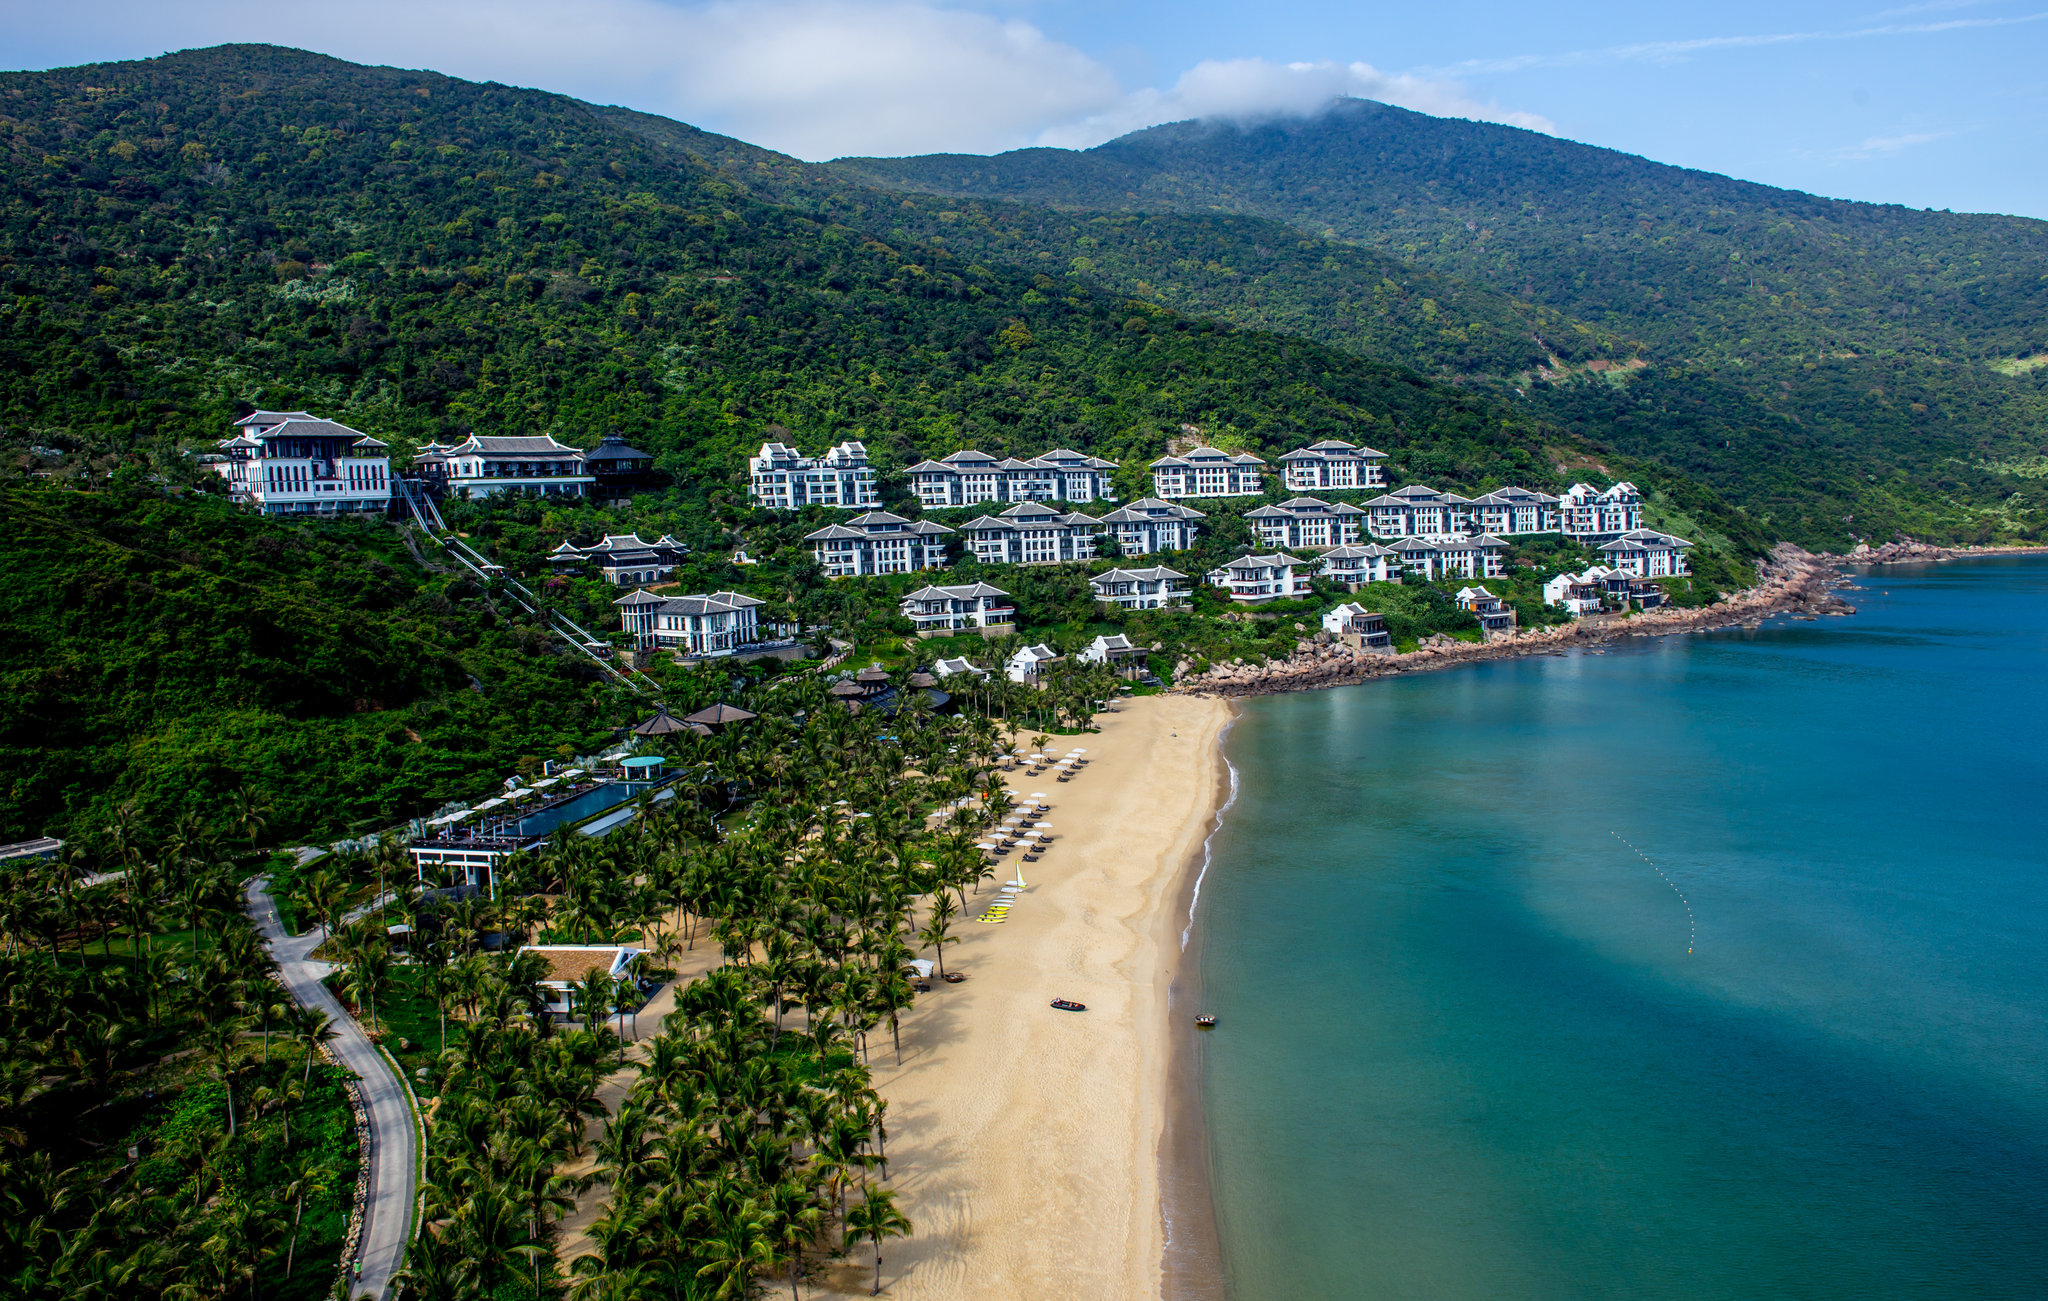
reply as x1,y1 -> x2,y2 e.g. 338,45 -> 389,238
1839,539 -> 2048,566
1175,544 -> 1853,700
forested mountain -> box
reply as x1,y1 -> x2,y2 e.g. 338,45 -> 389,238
835,99 -> 2048,544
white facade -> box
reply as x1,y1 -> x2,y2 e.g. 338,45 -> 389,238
1208,553 -> 1313,603
1078,633 -> 1143,665
1318,544 -> 1401,589
1466,487 -> 1562,536
901,583 -> 1016,632
1393,535 -> 1509,581
210,411 -> 392,515
615,589 -> 765,654
1246,497 -> 1369,550
1559,482 -> 1644,541
1364,484 -> 1476,540
932,656 -> 988,678
1150,447 -> 1267,499
549,533 -> 688,586
422,434 -> 595,499
748,441 -> 881,511
1006,644 -> 1063,684
1598,529 -> 1691,577
805,512 -> 953,577
1543,567 -> 1613,615
909,448 -> 1117,507
959,502 -> 1101,565
1280,440 -> 1387,492
1097,498 -> 1205,555
1321,602 -> 1392,647
1089,565 -> 1192,610
1455,586 -> 1517,635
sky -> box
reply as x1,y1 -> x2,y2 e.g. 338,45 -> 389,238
3,0 -> 2045,217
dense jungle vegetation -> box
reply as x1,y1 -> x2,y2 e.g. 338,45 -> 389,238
835,99 -> 2048,544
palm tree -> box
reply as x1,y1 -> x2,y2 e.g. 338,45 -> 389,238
231,784 -> 272,856
916,895 -> 958,978
280,1152 -> 335,1278
845,1185 -> 912,1296
288,1006 -> 339,1086
768,1178 -> 825,1301
452,1186 -> 547,1298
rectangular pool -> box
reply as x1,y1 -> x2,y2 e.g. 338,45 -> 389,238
512,781 -> 655,838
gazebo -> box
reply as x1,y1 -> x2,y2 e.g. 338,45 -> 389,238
631,706 -> 690,737
683,703 -> 757,734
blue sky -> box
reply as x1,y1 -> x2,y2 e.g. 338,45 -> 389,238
4,0 -> 2044,216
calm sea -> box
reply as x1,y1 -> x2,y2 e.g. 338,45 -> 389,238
1196,557 -> 2048,1301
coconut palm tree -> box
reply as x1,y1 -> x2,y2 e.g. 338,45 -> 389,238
845,1185 -> 912,1296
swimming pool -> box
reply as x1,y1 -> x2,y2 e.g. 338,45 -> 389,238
511,781 -> 656,838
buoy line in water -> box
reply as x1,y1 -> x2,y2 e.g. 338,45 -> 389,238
1613,831 -> 1696,954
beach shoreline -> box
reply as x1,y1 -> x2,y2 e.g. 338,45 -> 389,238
818,692 -> 1235,1300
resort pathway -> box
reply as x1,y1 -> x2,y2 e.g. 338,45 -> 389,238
245,876 -> 418,1301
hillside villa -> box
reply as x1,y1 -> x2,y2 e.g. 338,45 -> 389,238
1089,565 -> 1192,610
1006,644 -> 1063,684
909,448 -> 1118,507
1321,602 -> 1392,649
748,440 -> 880,511
1280,439 -> 1387,492
208,411 -> 392,514
1151,446 -> 1267,499
1209,553 -> 1313,603
1318,543 -> 1401,589
900,583 -> 1017,633
805,512 -> 953,576
548,533 -> 689,586
959,501 -> 1102,565
1455,586 -> 1517,637
1559,481 -> 1645,541
1598,528 -> 1692,576
416,434 -> 596,499
517,945 -> 643,1017
1393,535 -> 1509,581
1078,632 -> 1146,670
1246,496 -> 1369,550
614,589 -> 767,654
1097,498 -> 1205,554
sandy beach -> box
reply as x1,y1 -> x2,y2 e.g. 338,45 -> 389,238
813,691 -> 1236,1300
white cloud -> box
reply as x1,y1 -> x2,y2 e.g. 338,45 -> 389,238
0,1 -> 1553,158
1826,130 -> 1953,161
1034,57 -> 1555,150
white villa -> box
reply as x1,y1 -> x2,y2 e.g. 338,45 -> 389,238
1467,486 -> 1562,536
210,411 -> 392,515
1280,439 -> 1387,492
909,448 -> 1118,507
615,589 -> 766,655
900,583 -> 1016,633
1150,447 -> 1267,499
1543,567 -> 1612,615
1090,565 -> 1192,610
518,945 -> 642,1017
417,434 -> 596,499
1246,497 -> 1369,550
1364,484 -> 1476,539
1098,498 -> 1205,555
1321,602 -> 1392,648
1559,482 -> 1644,541
548,533 -> 688,586
958,502 -> 1101,565
1456,586 -> 1517,636
1598,528 -> 1692,577
1318,543 -> 1402,589
748,440 -> 880,511
1208,554 -> 1313,603
1006,644 -> 1063,684
805,512 -> 953,576
932,656 -> 988,679
1078,633 -> 1145,669
1393,535 -> 1509,581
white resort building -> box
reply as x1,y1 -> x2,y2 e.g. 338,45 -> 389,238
909,448 -> 1118,507
1150,447 -> 1267,499
1078,633 -> 1145,668
1455,587 -> 1517,637
209,411 -> 392,514
1598,529 -> 1692,577
1393,535 -> 1509,581
1279,440 -> 1388,492
1089,566 -> 1193,610
1543,568 -> 1612,615
518,946 -> 642,1017
1246,497 -> 1369,550
805,512 -> 953,577
1318,543 -> 1402,589
1005,644 -> 1063,684
748,441 -> 881,511
1321,602 -> 1393,648
958,502 -> 1101,565
1467,486 -> 1562,536
1208,554 -> 1313,603
548,534 -> 689,586
1097,498 -> 1205,555
615,589 -> 766,655
1559,482 -> 1644,541
900,583 -> 1016,633
1364,484 -> 1476,540
417,434 -> 597,499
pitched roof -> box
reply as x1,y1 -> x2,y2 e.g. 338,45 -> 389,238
234,410 -> 317,427
902,582 -> 1010,601
683,703 -> 758,725
656,591 -> 765,616
447,434 -> 586,456
1099,498 -> 1206,522
612,589 -> 669,607
1090,565 -> 1189,584
519,946 -> 636,985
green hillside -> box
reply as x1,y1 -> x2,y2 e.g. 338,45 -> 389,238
834,100 -> 2048,544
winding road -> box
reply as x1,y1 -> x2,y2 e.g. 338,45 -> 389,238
246,877 -> 418,1300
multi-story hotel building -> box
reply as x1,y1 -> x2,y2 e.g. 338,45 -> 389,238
909,448 -> 1118,508
1597,528 -> 1691,577
1207,553 -> 1313,603
210,411 -> 392,515
748,441 -> 881,511
1089,566 -> 1193,611
1150,447 -> 1267,499
1466,486 -> 1562,536
1278,440 -> 1387,492
900,583 -> 1016,632
958,502 -> 1102,565
804,512 -> 953,576
1245,497 -> 1369,550
1392,535 -> 1509,581
1363,484 -> 1476,540
614,589 -> 766,654
1559,482 -> 1644,541
1317,543 -> 1402,589
1097,498 -> 1205,555
415,434 -> 597,499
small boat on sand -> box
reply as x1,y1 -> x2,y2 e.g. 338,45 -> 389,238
1195,1014 -> 1216,1028
944,971 -> 966,983
1051,999 -> 1087,1012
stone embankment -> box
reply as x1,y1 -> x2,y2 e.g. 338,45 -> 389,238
1839,539 -> 2048,565
1176,543 -> 1852,700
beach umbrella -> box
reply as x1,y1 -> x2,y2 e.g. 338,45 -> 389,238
1034,821 -> 1052,828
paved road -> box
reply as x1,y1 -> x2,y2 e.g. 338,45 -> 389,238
246,878 -> 417,1301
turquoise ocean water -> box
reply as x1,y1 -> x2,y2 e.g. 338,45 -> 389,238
1196,557 -> 2048,1301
